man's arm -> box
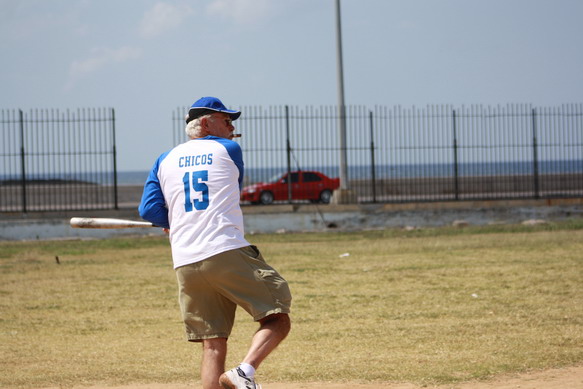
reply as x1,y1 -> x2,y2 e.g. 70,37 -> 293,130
138,154 -> 170,229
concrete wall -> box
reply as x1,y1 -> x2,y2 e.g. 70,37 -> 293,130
1,198 -> 581,241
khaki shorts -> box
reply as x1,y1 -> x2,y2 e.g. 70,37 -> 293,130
175,245 -> 292,342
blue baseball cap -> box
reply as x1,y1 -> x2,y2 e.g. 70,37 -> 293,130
185,96 -> 241,124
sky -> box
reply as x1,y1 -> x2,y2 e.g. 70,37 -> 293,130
1,0 -> 582,172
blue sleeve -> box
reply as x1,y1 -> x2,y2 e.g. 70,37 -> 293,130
211,137 -> 244,190
138,152 -> 171,229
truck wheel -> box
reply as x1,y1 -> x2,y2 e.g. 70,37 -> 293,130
259,191 -> 274,205
319,189 -> 332,204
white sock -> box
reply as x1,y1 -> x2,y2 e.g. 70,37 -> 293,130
239,362 -> 255,378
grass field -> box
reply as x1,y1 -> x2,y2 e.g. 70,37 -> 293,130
1,221 -> 582,388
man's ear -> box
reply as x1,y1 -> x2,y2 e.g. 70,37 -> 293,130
200,117 -> 210,135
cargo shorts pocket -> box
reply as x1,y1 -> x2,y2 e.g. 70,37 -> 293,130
240,245 -> 261,259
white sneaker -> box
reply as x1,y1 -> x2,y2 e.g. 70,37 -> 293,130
219,367 -> 262,389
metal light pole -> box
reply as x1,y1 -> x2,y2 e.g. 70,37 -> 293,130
335,0 -> 349,191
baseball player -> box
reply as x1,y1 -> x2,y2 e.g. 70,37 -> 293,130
139,97 -> 292,389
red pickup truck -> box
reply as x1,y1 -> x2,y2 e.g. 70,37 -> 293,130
241,170 -> 340,205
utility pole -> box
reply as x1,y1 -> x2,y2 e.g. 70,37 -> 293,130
333,0 -> 355,203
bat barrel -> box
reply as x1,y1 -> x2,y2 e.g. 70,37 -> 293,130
70,217 -> 155,229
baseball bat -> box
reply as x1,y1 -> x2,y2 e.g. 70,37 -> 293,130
70,217 -> 157,229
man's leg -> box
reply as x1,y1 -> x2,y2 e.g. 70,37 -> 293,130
243,313 -> 291,369
219,313 -> 290,388
201,338 -> 227,389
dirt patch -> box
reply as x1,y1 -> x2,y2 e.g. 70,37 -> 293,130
40,364 -> 583,389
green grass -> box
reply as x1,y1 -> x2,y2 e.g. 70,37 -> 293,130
1,221 -> 582,387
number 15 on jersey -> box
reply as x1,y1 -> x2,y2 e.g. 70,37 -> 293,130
183,170 -> 209,212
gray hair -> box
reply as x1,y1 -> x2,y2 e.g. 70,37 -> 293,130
185,114 -> 214,139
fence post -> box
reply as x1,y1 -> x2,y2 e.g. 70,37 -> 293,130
19,109 -> 27,213
111,108 -> 119,210
369,111 -> 377,203
531,108 -> 540,199
452,109 -> 459,200
285,105 -> 292,203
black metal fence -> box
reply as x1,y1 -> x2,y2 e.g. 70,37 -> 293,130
1,104 -> 581,213
1,108 -> 118,212
174,103 -> 583,204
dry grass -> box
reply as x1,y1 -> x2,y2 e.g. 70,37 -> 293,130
1,221 -> 582,388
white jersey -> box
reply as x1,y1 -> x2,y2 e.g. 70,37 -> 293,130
139,136 -> 250,269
